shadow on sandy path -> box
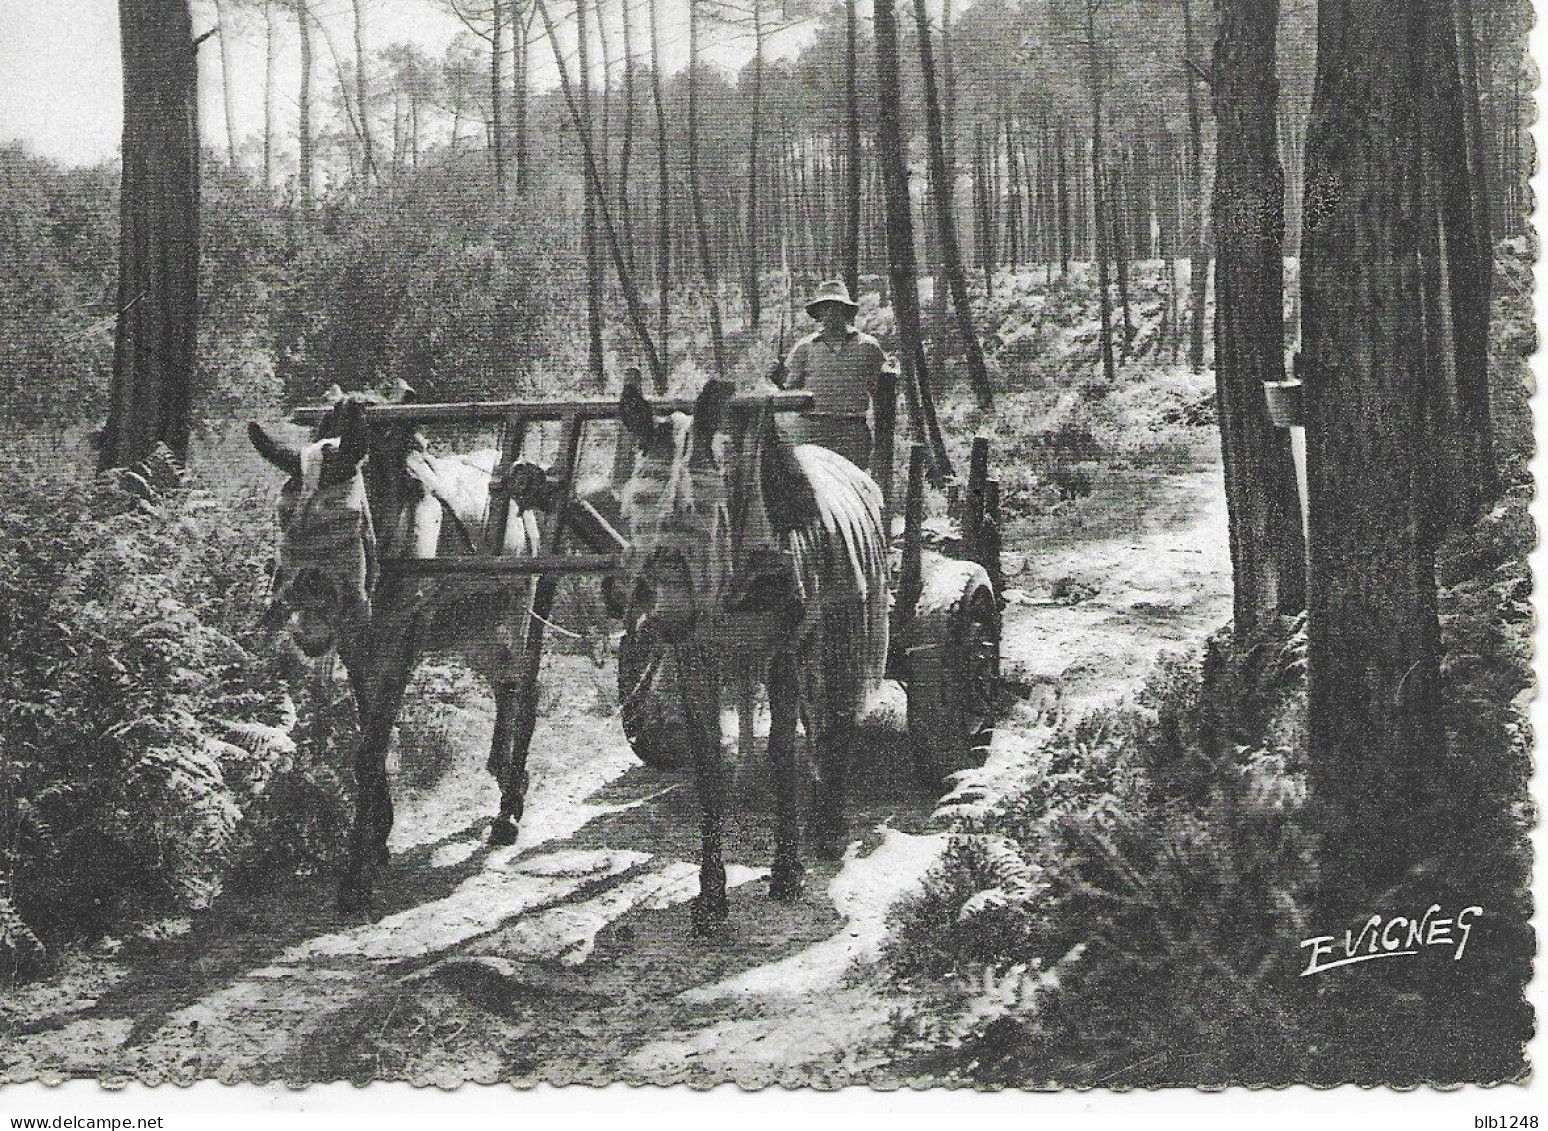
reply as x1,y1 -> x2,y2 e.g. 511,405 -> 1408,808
4,815 -> 505,1046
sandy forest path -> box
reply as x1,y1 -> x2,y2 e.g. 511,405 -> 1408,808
2,459 -> 1231,1088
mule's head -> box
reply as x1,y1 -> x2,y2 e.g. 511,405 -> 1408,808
617,379 -> 737,643
248,391 -> 377,657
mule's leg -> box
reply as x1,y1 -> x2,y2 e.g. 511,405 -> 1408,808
678,643 -> 728,934
807,624 -> 850,862
809,718 -> 852,862
489,578 -> 558,845
339,626 -> 417,914
487,678 -> 527,846
767,650 -> 804,899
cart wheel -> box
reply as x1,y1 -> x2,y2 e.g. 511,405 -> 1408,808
904,554 -> 1001,786
617,631 -> 692,769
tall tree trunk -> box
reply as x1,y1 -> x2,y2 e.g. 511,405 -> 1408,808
1140,141 -> 1156,258
490,1 -> 506,199
974,121 -> 994,298
1301,0 -> 1443,918
1155,127 -> 1174,342
745,1 -> 765,330
823,135 -> 839,269
804,139 -> 818,273
986,113 -> 1001,268
1110,161 -> 1135,355
104,0 -> 200,469
816,139 -> 832,268
1025,126 -> 1045,268
263,0 -> 276,189
1212,0 -> 1305,639
1182,0 -> 1209,372
1087,3 -> 1116,385
342,104 -> 358,187
618,0 -> 636,263
1453,0 -> 1495,334
213,0 -> 239,167
935,0 -> 956,326
1056,123 -> 1071,278
1172,143 -> 1187,354
687,0 -> 728,379
1003,115 -> 1021,268
595,0 -> 612,187
313,14 -> 368,192
1422,0 -> 1496,522
392,92 -> 403,177
913,0 -> 992,409
649,0 -> 669,388
512,1 -> 529,193
351,0 -> 376,186
873,0 -> 952,481
843,0 -> 861,294
578,0 -> 603,384
296,0 -> 314,214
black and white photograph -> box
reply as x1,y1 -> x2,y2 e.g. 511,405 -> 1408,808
0,0 -> 1539,1111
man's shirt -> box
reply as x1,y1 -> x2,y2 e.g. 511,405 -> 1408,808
783,326 -> 886,417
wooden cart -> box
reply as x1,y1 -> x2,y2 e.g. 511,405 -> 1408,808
294,380 -> 1002,791
618,376 -> 1002,785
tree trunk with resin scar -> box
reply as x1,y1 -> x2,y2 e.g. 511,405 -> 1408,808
103,0 -> 200,469
1211,0 -> 1306,637
872,0 -> 954,482
1301,0 -> 1444,920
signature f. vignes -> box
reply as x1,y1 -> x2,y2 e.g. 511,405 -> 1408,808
1299,905 -> 1483,977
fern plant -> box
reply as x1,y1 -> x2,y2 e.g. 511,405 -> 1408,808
884,618 -> 1317,1085
0,457 -> 347,976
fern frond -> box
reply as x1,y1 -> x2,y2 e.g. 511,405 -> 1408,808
217,719 -> 299,763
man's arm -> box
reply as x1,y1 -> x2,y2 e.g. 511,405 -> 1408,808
862,337 -> 887,396
781,339 -> 809,390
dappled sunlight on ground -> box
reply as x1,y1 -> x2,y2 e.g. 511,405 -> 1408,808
2,456 -> 1233,1087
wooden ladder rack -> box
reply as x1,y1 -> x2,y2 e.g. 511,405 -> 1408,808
291,390 -> 815,786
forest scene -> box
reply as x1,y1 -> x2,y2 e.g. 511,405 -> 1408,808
0,0 -> 1536,1092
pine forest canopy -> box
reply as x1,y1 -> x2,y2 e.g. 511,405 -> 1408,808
9,0 -> 1533,436
23,0 -> 1517,259
182,0 -> 1234,187
121,0 -> 1521,223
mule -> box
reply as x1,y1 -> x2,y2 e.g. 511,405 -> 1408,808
247,388 -> 552,913
616,379 -> 890,934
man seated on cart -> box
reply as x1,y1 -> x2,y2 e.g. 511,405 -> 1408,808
775,279 -> 886,471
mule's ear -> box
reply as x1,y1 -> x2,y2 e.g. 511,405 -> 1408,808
691,379 -> 735,460
620,383 -> 654,444
249,422 -> 302,477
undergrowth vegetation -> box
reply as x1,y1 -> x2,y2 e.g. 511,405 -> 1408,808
860,262 -> 1218,523
884,617 -> 1316,1084
881,251 -> 1536,1086
888,482 -> 1532,1083
0,462 -> 341,978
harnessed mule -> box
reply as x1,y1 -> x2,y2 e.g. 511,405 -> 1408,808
617,379 -> 890,935
247,390 -> 551,914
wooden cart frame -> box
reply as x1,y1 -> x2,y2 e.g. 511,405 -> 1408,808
292,377 -> 1003,790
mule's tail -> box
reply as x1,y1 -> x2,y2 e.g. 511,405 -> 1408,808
794,444 -> 891,717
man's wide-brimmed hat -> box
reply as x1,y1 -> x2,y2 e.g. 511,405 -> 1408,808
804,279 -> 860,317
